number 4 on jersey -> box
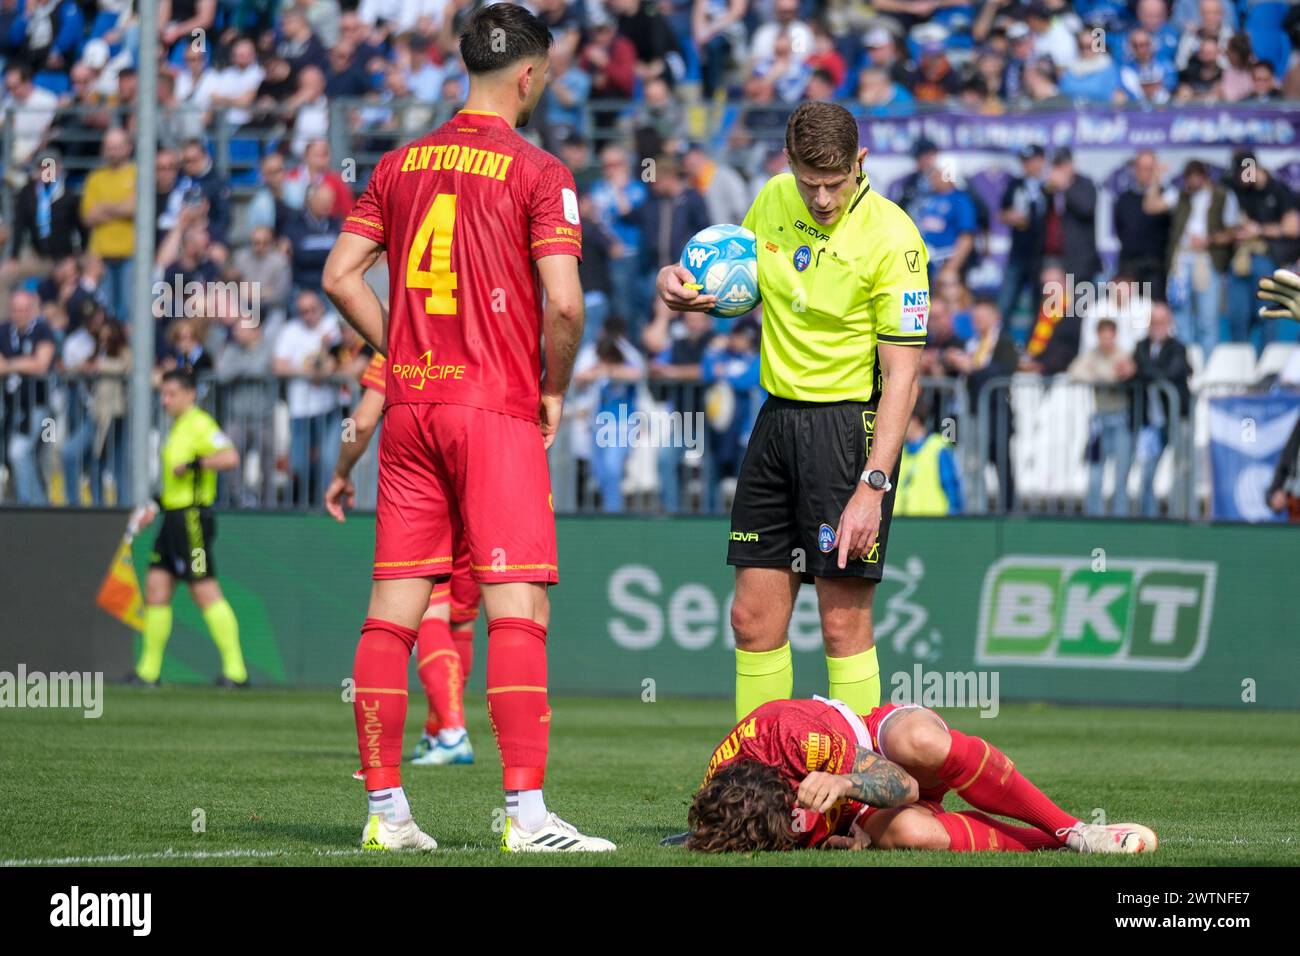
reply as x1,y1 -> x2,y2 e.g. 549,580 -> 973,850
406,193 -> 458,315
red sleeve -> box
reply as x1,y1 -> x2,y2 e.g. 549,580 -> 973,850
341,155 -> 390,247
528,159 -> 583,262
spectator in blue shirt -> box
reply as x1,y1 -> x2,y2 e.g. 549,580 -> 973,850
1060,27 -> 1123,103
13,0 -> 84,72
544,43 -> 591,141
572,317 -> 645,514
1119,30 -> 1176,102
911,164 -> 978,284
589,144 -> 648,326
1132,0 -> 1182,67
700,315 -> 762,509
853,65 -> 915,117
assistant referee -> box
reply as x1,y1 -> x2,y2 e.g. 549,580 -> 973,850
131,369 -> 248,687
658,102 -> 928,720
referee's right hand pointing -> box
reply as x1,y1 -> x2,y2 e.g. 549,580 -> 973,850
656,264 -> 718,313
836,484 -> 884,569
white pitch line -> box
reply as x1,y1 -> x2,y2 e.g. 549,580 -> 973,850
0,847 -> 441,866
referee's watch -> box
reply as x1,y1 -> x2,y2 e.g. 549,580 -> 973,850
861,468 -> 892,492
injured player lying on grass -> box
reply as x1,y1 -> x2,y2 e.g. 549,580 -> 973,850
681,698 -> 1157,854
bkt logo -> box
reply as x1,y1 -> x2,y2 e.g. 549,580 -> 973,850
685,245 -> 717,269
976,557 -> 1215,671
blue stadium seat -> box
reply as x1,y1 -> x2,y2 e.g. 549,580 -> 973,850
229,139 -> 263,186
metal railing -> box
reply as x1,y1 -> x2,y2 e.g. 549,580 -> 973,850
973,374 -> 1194,518
0,369 -> 1223,520
0,371 -> 369,510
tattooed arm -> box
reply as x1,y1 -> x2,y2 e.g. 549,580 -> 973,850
796,748 -> 919,815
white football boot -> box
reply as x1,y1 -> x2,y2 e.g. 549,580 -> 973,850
501,813 -> 616,853
361,814 -> 438,852
1060,822 -> 1158,854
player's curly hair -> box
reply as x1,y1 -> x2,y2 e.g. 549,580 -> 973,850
685,761 -> 799,853
785,101 -> 860,173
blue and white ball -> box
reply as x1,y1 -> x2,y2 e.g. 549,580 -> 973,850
679,224 -> 760,319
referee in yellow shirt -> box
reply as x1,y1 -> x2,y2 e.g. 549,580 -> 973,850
658,102 -> 928,720
131,369 -> 248,687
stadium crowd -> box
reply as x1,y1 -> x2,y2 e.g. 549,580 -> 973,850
0,0 -> 1298,518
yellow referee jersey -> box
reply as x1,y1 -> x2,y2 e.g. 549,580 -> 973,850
160,407 -> 231,510
742,172 -> 929,403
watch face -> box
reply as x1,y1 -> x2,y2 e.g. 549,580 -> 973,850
868,470 -> 886,489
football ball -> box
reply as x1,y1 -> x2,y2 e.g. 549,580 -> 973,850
679,224 -> 761,318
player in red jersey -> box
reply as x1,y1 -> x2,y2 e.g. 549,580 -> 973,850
685,698 -> 1157,854
321,5 -> 613,852
327,352 -> 478,767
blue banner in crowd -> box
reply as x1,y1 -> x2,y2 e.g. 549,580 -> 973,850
1209,392 -> 1300,522
858,106 -> 1300,155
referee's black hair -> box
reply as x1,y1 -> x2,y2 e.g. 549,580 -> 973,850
459,4 -> 553,75
161,368 -> 198,391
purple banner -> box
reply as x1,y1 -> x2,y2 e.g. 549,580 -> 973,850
859,107 -> 1300,156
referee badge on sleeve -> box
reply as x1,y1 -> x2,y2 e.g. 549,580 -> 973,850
901,290 -> 929,333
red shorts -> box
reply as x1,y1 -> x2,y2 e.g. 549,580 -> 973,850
374,403 -> 557,584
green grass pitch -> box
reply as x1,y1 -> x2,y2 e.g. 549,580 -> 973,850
2,688 -> 1297,867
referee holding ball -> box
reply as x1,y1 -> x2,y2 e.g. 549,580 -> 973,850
131,369 -> 248,687
657,102 -> 928,721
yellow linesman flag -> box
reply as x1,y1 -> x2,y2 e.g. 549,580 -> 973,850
97,536 -> 144,632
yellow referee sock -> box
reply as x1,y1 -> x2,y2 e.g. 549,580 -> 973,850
136,605 -> 172,683
826,646 -> 880,714
735,644 -> 793,722
202,599 -> 247,683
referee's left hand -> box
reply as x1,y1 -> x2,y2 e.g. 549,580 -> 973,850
835,485 -> 883,569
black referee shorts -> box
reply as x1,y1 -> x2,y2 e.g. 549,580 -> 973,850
727,396 -> 899,583
149,507 -> 218,582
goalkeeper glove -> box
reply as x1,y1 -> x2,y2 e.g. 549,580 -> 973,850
1257,268 -> 1300,322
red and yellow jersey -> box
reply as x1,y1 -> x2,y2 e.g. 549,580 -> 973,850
704,698 -> 863,847
341,110 -> 582,422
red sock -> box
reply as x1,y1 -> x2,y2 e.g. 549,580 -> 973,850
938,730 -> 1079,842
486,617 -> 549,791
353,617 -> 416,791
936,810 -> 1055,852
452,629 -> 474,682
943,809 -> 1063,851
416,616 -> 463,734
